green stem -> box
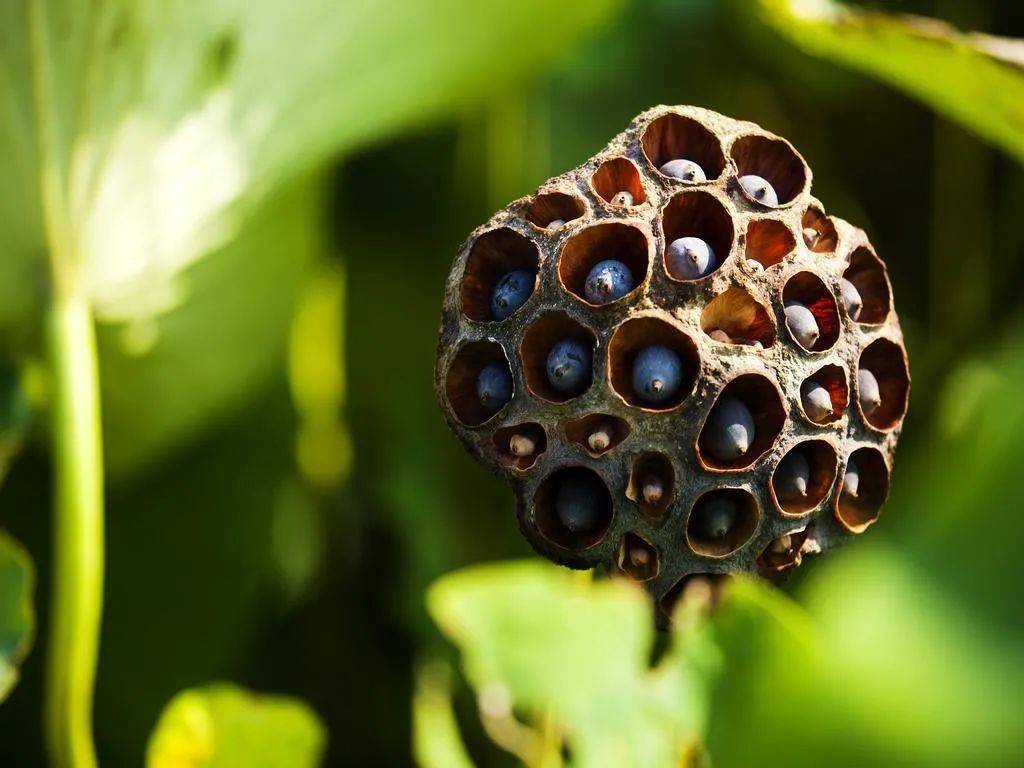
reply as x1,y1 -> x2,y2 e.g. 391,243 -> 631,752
27,1 -> 105,764
44,293 -> 104,768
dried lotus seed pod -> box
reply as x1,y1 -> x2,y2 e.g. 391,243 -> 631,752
435,105 -> 909,612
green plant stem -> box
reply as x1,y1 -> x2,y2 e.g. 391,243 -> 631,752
27,1 -> 106,764
44,293 -> 104,768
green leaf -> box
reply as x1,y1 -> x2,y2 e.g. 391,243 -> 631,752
753,0 -> 1024,163
2,0 -> 621,473
412,661 -> 476,768
0,530 -> 35,703
146,683 -> 326,768
428,560 -> 709,768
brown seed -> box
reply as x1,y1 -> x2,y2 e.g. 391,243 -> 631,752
508,434 -> 535,457
769,533 -> 793,554
629,546 -> 651,567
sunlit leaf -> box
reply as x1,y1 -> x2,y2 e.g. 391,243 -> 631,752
0,530 -> 35,703
146,683 -> 326,768
428,560 -> 710,768
754,0 -> 1024,163
1,0 -> 621,473
412,661 -> 476,768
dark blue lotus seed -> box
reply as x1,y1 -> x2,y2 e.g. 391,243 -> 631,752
632,345 -> 683,405
704,396 -> 756,461
584,259 -> 635,305
490,269 -> 534,320
555,474 -> 605,533
700,496 -> 738,540
739,174 -> 779,206
476,363 -> 512,412
546,338 -> 591,396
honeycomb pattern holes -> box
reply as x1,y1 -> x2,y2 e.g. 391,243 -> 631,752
559,222 -> 650,306
770,440 -> 838,517
626,453 -> 676,525
662,191 -> 734,281
526,192 -> 585,229
858,338 -> 910,431
782,272 -> 841,352
641,113 -> 726,181
686,488 -> 760,558
835,448 -> 889,533
697,374 -> 786,471
617,532 -> 660,582
844,246 -> 893,325
802,205 -> 838,253
701,287 -> 776,348
745,219 -> 795,269
800,364 -> 849,425
445,341 -> 513,427
460,227 -> 540,322
564,413 -> 631,457
492,423 -> 547,471
730,134 -> 807,207
608,316 -> 700,411
519,312 -> 597,404
533,466 -> 614,551
591,157 -> 646,207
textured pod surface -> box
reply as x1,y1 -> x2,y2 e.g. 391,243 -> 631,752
434,105 -> 909,612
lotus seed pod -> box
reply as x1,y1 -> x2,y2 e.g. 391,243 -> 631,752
555,473 -> 605,534
775,450 -> 810,500
584,259 -> 635,305
858,368 -> 881,416
739,174 -> 779,206
491,269 -> 535,320
631,345 -> 683,406
659,158 -> 706,182
546,338 -> 592,396
667,236 -> 715,280
840,277 -> 863,321
704,396 -> 755,461
801,381 -> 833,422
436,105 -> 909,608
784,300 -> 820,349
844,458 -> 861,498
476,363 -> 512,412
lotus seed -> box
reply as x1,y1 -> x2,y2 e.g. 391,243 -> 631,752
769,533 -> 793,555
801,380 -> 834,422
476,363 -> 512,412
699,496 -> 737,540
490,269 -> 534,320
641,474 -> 664,505
709,329 -> 731,344
548,218 -> 565,230
858,368 -> 881,415
785,300 -> 820,349
659,158 -> 707,182
802,227 -> 819,248
667,236 -> 715,280
841,278 -> 863,321
739,174 -> 779,206
584,259 -> 635,305
844,458 -> 860,498
632,345 -> 684,406
704,396 -> 755,461
588,425 -> 612,453
554,474 -> 604,534
611,190 -> 634,207
509,434 -> 536,457
775,449 -> 811,500
546,338 -> 592,396
628,546 -> 651,567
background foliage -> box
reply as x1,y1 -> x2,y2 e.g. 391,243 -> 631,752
1,0 -> 1023,765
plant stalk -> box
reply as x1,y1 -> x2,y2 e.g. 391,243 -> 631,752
44,292 -> 104,768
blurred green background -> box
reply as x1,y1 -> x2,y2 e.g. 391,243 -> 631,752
1,0 -> 1024,765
